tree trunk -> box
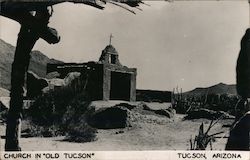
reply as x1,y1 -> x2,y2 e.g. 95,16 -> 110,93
225,28 -> 250,150
5,25 -> 39,151
225,110 -> 250,150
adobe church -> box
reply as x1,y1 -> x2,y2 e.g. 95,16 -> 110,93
47,38 -> 137,101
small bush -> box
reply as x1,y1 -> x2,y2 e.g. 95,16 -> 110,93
66,122 -> 97,143
25,77 -> 97,142
185,108 -> 234,120
21,120 -> 62,137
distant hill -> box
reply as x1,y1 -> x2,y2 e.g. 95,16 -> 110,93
0,87 -> 10,97
184,83 -> 237,97
0,39 -> 63,90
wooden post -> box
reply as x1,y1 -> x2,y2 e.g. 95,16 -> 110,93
5,25 -> 39,151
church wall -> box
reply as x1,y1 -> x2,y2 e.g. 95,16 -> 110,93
102,63 -> 137,102
130,72 -> 137,101
85,63 -> 104,101
46,44 -> 137,102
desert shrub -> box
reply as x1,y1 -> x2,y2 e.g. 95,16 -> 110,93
27,92 -> 55,126
185,108 -> 234,120
61,99 -> 91,132
175,101 -> 190,114
180,94 -> 239,116
217,94 -> 238,115
203,94 -> 239,115
25,84 -> 97,142
27,86 -> 79,126
25,125 -> 59,137
65,121 -> 97,143
21,120 -> 62,137
61,99 -> 96,142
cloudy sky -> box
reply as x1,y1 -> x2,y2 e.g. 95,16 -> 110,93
0,1 -> 249,91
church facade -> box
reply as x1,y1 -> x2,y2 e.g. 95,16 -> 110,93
47,44 -> 137,101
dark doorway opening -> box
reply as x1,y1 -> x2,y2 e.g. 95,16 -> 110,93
110,72 -> 131,101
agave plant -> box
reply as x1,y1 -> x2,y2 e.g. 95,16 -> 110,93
190,118 -> 224,150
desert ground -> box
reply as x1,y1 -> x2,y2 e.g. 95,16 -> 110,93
0,101 -> 233,151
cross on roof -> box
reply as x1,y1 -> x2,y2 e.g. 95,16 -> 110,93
109,33 -> 113,45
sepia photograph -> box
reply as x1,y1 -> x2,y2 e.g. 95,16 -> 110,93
0,0 -> 249,153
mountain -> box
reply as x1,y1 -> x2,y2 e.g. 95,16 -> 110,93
0,87 -> 10,97
184,83 -> 237,97
0,39 -> 63,90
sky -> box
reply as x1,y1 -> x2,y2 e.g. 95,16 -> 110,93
0,1 -> 249,91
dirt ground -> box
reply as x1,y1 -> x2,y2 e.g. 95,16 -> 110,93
0,113 -> 232,151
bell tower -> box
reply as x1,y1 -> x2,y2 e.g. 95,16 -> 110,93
99,34 -> 121,65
